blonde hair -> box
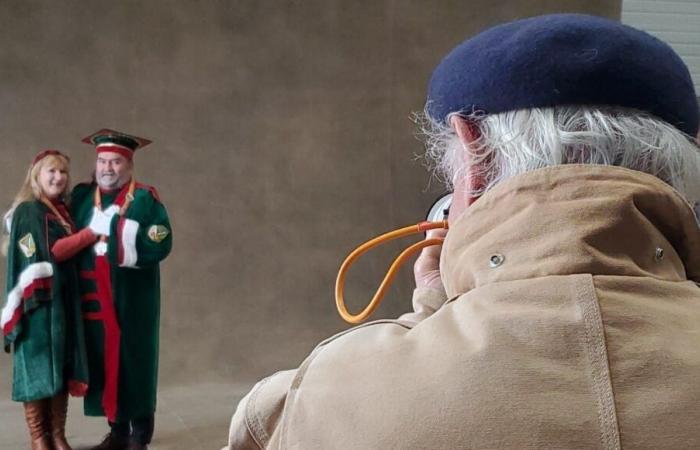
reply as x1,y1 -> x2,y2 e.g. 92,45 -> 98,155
2,154 -> 71,255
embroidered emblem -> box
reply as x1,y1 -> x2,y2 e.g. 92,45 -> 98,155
18,233 -> 36,258
148,225 -> 169,243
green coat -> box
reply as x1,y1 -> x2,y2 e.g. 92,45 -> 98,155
2,200 -> 89,402
71,181 -> 172,421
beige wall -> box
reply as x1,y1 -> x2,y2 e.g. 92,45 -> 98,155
0,0 -> 621,393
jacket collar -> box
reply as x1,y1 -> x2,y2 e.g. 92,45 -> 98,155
440,165 -> 700,298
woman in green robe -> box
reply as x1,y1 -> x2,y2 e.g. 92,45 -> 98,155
2,150 -> 95,450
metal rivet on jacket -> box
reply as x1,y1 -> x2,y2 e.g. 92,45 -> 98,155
489,254 -> 505,268
655,247 -> 664,261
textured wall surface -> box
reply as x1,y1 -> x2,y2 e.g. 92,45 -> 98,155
0,0 -> 621,396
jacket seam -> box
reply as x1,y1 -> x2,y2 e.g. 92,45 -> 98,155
575,274 -> 621,450
316,319 -> 412,348
278,319 -> 411,448
245,376 -> 271,449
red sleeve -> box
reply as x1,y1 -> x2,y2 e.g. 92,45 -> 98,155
51,228 -> 97,262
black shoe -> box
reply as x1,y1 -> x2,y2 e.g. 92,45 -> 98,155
91,433 -> 129,450
126,442 -> 147,450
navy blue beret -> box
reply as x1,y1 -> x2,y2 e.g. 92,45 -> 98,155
427,14 -> 699,137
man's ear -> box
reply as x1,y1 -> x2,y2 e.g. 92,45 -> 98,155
450,115 -> 480,148
447,115 -> 487,216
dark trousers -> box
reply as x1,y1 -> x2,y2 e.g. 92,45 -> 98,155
109,415 -> 155,444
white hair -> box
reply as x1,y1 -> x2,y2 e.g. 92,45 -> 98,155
418,106 -> 700,205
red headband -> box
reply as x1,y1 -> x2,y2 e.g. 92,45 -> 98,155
96,143 -> 134,160
33,149 -> 69,166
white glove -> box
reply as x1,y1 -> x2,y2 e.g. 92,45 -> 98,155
89,207 -> 112,236
94,241 -> 108,256
103,205 -> 120,219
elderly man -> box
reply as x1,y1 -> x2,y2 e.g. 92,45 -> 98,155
224,14 -> 700,449
71,129 -> 172,450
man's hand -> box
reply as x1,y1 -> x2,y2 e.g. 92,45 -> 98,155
88,208 -> 112,236
413,228 -> 447,291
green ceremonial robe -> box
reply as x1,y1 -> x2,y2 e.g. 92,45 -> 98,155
2,200 -> 89,401
71,181 -> 172,421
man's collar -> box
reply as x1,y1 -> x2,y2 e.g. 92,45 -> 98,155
440,165 -> 700,297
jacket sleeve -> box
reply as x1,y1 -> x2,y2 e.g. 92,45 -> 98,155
107,190 -> 172,268
1,203 -> 54,350
224,369 -> 297,450
51,228 -> 97,262
397,287 -> 448,326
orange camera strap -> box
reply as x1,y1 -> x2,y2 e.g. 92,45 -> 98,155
335,220 -> 448,324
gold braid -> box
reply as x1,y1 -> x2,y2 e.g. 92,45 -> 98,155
39,197 -> 73,235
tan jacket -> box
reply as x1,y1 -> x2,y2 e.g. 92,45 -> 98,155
225,165 -> 700,450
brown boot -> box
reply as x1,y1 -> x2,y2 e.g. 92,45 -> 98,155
23,399 -> 52,450
49,392 -> 73,450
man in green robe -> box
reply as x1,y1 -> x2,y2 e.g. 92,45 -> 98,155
71,129 -> 172,450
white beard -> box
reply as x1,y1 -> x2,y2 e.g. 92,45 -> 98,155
97,174 -> 125,190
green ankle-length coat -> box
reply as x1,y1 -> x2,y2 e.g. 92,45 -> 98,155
71,181 -> 171,422
2,200 -> 89,402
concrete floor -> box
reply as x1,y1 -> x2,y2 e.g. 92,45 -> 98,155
0,382 -> 251,450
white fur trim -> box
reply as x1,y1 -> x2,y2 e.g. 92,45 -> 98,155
120,219 -> 139,268
3,209 -> 14,234
1,262 -> 53,329
103,205 -> 120,218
